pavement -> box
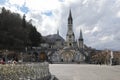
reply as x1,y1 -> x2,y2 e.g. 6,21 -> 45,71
49,64 -> 120,80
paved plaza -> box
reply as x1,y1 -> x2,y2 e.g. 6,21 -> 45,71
49,64 -> 120,80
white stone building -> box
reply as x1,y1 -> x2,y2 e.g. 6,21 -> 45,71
43,10 -> 89,63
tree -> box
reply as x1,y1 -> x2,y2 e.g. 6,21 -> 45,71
0,7 -> 43,50
29,27 -> 42,47
22,14 -> 26,28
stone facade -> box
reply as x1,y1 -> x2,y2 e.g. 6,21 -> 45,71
65,10 -> 75,47
22,10 -> 92,63
45,10 -> 88,63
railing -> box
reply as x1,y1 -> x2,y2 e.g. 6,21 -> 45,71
0,62 -> 51,80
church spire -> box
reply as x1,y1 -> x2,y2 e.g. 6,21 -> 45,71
57,29 -> 59,35
78,29 -> 84,49
79,29 -> 83,40
66,9 -> 75,47
68,9 -> 72,19
68,9 -> 73,24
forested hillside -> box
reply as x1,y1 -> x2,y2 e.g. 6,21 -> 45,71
0,7 -> 42,50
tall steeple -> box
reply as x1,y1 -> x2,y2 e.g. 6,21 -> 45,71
66,9 -> 75,47
68,9 -> 73,24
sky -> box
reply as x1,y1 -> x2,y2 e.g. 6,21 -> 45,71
0,0 -> 120,50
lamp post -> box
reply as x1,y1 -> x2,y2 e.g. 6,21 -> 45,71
5,49 -> 8,62
20,52 -> 23,63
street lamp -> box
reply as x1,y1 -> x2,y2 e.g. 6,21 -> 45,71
110,51 -> 113,66
4,49 -> 8,62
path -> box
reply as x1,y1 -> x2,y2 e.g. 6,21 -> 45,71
49,64 -> 120,80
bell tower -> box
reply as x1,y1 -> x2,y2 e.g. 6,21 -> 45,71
66,10 -> 75,47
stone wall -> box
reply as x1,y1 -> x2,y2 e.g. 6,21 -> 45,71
0,62 -> 51,80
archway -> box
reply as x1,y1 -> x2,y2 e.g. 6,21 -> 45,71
39,52 -> 47,62
61,51 -> 74,62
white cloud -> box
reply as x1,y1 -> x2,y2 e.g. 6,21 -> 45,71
99,35 -> 113,41
117,11 -> 120,18
25,0 -> 61,11
82,0 -> 88,5
0,0 -> 120,50
92,26 -> 100,33
8,0 -> 25,6
84,26 -> 101,34
0,7 -> 2,13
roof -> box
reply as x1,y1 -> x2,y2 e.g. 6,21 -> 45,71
43,34 -> 65,43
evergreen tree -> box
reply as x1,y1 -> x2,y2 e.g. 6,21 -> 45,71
22,14 -> 26,28
29,27 -> 42,47
0,7 -> 43,50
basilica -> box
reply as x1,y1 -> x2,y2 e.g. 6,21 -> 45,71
42,10 -> 89,63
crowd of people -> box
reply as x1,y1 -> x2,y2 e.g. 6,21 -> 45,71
0,58 -> 17,65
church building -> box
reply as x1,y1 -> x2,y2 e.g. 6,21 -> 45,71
46,10 -> 89,63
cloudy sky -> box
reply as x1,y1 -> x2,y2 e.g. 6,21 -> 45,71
0,0 -> 120,50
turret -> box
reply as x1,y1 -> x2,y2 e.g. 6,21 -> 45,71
78,29 -> 84,49
57,29 -> 59,35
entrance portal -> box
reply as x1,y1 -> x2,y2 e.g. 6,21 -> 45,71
39,52 -> 47,61
61,51 -> 74,62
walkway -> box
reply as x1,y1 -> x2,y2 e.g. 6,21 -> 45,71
49,64 -> 120,80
